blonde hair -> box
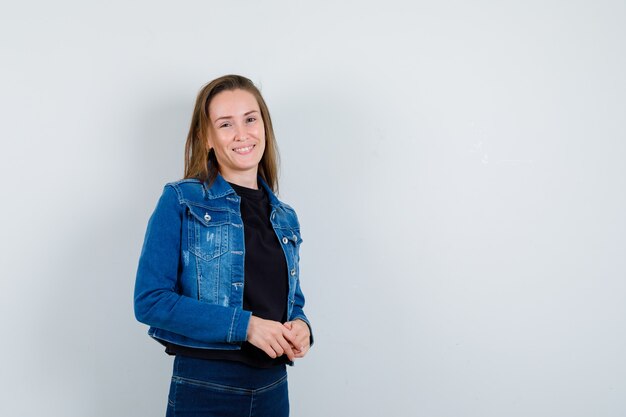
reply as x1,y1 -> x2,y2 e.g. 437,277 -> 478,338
184,74 -> 280,191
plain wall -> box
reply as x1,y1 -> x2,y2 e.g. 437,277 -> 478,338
1,1 -> 625,416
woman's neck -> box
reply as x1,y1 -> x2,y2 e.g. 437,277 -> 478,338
220,169 -> 259,189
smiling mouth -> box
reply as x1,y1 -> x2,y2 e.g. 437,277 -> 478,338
233,144 -> 255,154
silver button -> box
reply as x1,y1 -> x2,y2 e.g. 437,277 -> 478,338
290,269 -> 296,276
204,213 -> 211,222
282,237 -> 288,244
293,234 -> 297,242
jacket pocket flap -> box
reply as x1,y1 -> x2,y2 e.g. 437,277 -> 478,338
185,203 -> 230,227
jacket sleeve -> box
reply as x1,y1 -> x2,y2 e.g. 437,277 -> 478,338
288,214 -> 314,347
133,185 -> 251,344
291,275 -> 314,347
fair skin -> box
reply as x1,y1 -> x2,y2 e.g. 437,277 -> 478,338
207,88 -> 310,360
207,88 -> 265,189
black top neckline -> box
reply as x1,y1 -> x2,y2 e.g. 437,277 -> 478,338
228,182 -> 265,200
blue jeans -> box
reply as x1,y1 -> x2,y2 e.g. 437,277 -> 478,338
166,356 -> 289,417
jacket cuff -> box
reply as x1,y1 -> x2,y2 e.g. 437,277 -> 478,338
228,308 -> 252,343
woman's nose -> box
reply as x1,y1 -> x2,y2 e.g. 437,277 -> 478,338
234,124 -> 246,141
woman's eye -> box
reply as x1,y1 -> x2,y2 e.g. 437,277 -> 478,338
246,117 -> 256,123
219,123 -> 231,128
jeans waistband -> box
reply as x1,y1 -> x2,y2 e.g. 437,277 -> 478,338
173,355 -> 287,390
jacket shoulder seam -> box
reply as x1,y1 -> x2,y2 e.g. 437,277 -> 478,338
164,182 -> 185,205
166,180 -> 208,204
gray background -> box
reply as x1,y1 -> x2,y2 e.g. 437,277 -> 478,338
1,1 -> 625,416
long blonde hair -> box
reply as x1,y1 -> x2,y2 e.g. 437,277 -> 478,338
184,74 -> 280,191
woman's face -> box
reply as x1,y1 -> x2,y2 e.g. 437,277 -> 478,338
207,88 -> 266,183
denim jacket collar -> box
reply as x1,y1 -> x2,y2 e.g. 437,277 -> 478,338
257,176 -> 283,209
202,174 -> 237,200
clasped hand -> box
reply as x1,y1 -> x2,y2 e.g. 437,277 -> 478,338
246,316 -> 310,361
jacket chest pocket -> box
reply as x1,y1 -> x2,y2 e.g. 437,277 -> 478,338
186,203 -> 230,261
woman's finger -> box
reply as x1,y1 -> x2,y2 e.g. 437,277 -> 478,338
277,331 -> 296,360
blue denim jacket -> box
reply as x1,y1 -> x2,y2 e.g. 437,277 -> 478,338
134,174 -> 312,351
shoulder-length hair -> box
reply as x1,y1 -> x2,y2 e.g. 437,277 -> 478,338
184,74 -> 280,192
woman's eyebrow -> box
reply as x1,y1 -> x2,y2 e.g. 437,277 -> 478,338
214,110 -> 259,122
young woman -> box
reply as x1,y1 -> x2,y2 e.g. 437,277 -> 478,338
134,74 -> 312,417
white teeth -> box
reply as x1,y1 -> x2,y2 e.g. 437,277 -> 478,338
234,145 -> 254,153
